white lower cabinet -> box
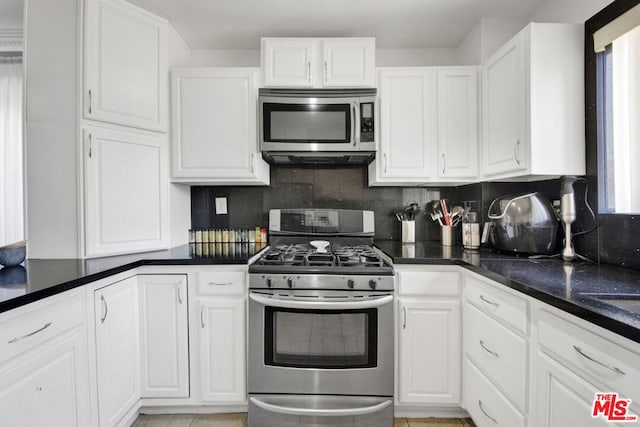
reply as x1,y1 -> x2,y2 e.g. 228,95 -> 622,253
138,274 -> 189,398
535,352 -> 611,427
190,268 -> 247,405
0,290 -> 90,427
463,272 -> 530,426
395,267 -> 462,410
197,298 -> 246,403
94,276 -> 140,427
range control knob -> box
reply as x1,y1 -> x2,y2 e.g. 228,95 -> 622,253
265,278 -> 272,288
347,279 -> 355,289
287,278 -> 294,288
369,280 -> 377,290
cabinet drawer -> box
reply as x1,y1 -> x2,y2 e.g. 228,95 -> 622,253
398,270 -> 462,296
196,270 -> 246,296
538,308 -> 640,403
0,292 -> 85,363
464,302 -> 528,411
465,274 -> 528,335
464,358 -> 525,427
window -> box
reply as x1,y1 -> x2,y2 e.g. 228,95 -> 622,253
590,2 -> 640,214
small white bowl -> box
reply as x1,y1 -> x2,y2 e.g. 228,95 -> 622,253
310,240 -> 331,253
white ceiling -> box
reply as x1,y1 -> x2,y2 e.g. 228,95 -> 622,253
126,0 -> 549,49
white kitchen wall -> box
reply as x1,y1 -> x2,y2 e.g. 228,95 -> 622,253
530,0 -> 612,23
456,17 -> 527,64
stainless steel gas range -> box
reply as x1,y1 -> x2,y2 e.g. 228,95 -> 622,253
247,209 -> 395,427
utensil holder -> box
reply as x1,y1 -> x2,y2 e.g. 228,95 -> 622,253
402,221 -> 415,243
441,225 -> 453,246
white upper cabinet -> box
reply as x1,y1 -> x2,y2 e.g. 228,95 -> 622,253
83,127 -> 169,257
84,0 -> 168,132
481,23 -> 585,180
262,38 -> 375,88
369,68 -> 436,185
370,66 -> 479,186
171,68 -> 270,185
437,67 -> 479,180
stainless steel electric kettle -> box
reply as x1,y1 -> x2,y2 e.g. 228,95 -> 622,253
482,192 -> 559,255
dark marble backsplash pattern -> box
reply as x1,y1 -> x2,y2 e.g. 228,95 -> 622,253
191,165 -> 637,271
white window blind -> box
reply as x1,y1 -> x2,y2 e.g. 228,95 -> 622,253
0,55 -> 24,247
594,3 -> 640,52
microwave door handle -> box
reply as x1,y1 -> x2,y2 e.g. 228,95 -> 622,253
249,293 -> 392,310
352,102 -> 360,146
250,396 -> 392,417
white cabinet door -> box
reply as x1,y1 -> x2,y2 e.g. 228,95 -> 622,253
0,331 -> 91,427
84,0 -> 168,132
535,352 -> 612,427
94,277 -> 140,427
322,38 -> 375,87
197,298 -> 246,403
481,35 -> 527,177
397,298 -> 461,404
170,68 -> 269,185
262,39 -> 315,87
139,275 -> 189,398
369,68 -> 436,185
83,127 -> 169,257
437,67 -> 479,179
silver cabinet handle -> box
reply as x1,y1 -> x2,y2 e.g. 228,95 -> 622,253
307,62 -> 311,83
384,154 -> 388,174
573,345 -> 626,375
324,61 -> 328,83
200,307 -> 206,328
351,102 -> 357,146
480,340 -> 499,358
208,282 -> 233,286
442,153 -> 446,175
250,153 -> 255,173
250,396 -> 392,417
514,139 -> 521,165
88,133 -> 93,158
177,284 -> 183,304
478,400 -> 498,424
402,306 -> 407,329
100,295 -> 108,323
8,322 -> 53,344
88,89 -> 92,114
480,295 -> 499,307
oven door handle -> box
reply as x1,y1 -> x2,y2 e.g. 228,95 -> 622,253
249,293 -> 393,310
249,396 -> 392,417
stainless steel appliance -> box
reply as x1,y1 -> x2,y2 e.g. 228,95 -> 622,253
248,209 -> 394,427
482,192 -> 559,255
259,89 -> 377,164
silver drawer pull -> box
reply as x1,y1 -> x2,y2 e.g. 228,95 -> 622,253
8,322 -> 53,344
209,282 -> 233,286
478,400 -> 498,424
480,295 -> 500,307
480,340 -> 499,358
573,345 -> 626,375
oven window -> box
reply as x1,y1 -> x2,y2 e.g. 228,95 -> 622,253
264,307 -> 377,369
263,103 -> 351,143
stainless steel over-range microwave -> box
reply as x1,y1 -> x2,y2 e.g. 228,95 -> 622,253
258,88 -> 377,164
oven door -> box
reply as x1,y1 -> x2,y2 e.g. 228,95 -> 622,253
248,291 -> 394,396
259,96 -> 360,152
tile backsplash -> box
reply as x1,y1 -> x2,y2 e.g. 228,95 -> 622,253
191,165 -> 636,270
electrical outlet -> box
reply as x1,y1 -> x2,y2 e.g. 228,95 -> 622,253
215,197 -> 228,215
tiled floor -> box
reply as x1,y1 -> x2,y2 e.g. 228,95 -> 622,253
132,413 -> 476,426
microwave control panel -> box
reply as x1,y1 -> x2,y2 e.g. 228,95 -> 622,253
360,102 -> 375,142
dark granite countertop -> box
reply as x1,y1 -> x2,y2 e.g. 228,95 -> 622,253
2,239 -> 640,345
375,240 -> 640,344
0,243 -> 266,313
